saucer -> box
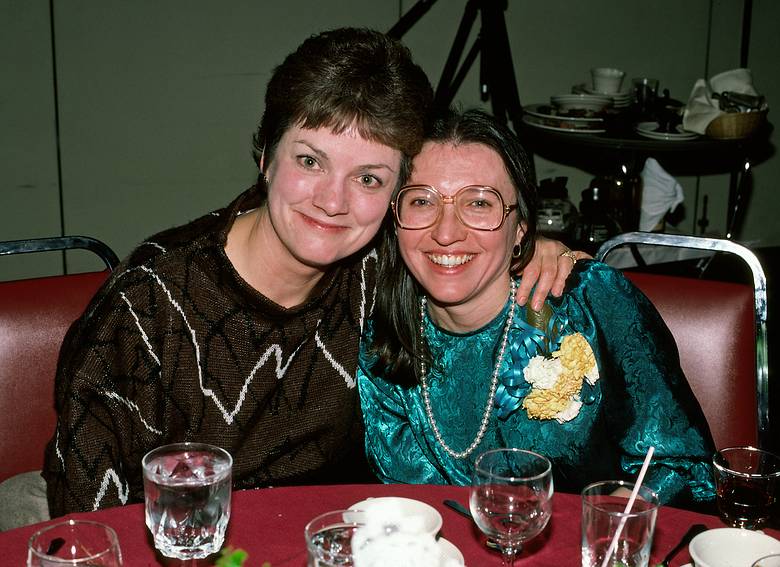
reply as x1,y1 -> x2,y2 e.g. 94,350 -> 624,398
551,93 -> 612,112
635,121 -> 698,140
525,103 -> 605,122
585,85 -> 632,98
523,104 -> 606,134
579,84 -> 633,106
689,528 -> 780,567
438,537 -> 465,565
523,114 -> 606,134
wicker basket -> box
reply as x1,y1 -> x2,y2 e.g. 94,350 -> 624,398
706,109 -> 768,139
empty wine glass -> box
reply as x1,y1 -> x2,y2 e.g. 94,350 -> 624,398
469,448 -> 553,566
27,519 -> 123,566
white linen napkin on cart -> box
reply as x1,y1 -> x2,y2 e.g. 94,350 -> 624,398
682,68 -> 759,134
639,158 -> 684,231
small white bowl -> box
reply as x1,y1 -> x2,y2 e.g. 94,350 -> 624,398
349,497 -> 443,537
550,93 -> 613,112
689,528 -> 780,567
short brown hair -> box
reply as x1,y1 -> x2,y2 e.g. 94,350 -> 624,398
253,28 -> 433,189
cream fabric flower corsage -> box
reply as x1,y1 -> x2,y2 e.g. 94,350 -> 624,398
522,333 -> 599,423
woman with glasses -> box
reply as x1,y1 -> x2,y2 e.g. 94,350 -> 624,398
34,30 -> 581,523
358,109 -> 716,506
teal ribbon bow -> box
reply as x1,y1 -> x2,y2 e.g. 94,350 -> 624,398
494,303 -> 571,420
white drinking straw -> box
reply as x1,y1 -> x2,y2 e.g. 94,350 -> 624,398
599,446 -> 656,567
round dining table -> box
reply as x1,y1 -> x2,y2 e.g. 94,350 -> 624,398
2,483 -> 777,566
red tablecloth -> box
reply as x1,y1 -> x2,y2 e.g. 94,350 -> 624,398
2,484 -> 777,566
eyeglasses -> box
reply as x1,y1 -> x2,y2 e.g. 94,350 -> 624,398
391,185 -> 518,231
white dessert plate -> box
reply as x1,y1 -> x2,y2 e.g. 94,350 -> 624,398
438,537 -> 465,565
753,554 -> 780,567
584,85 -> 632,98
523,114 -> 606,134
689,528 -> 780,567
551,93 -> 613,112
635,121 -> 698,140
524,103 -> 605,123
349,497 -> 443,536
573,84 -> 632,107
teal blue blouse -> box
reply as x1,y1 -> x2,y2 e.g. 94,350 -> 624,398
358,261 -> 716,505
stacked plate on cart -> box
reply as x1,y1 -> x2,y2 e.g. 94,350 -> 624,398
573,84 -> 632,109
635,121 -> 698,141
522,94 -> 610,134
522,104 -> 606,133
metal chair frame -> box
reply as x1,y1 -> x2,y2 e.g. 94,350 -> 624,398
596,231 -> 769,448
0,235 -> 119,271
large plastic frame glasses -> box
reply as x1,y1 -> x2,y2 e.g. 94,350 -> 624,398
391,184 -> 518,231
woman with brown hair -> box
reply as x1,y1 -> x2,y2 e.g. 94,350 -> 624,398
38,29 -> 576,520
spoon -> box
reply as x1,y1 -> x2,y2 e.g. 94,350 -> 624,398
442,499 -> 500,550
656,523 -> 707,567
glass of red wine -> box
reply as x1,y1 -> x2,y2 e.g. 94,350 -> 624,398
713,446 -> 780,529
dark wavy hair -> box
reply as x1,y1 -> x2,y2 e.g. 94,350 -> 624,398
252,28 -> 433,193
369,108 -> 538,387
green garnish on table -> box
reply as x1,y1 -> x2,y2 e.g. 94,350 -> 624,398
214,547 -> 269,567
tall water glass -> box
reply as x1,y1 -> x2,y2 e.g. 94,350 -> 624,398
581,480 -> 659,567
713,446 -> 780,529
142,442 -> 233,560
469,448 -> 553,566
27,519 -> 122,566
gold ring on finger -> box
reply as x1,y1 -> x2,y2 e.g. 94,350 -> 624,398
559,249 -> 577,266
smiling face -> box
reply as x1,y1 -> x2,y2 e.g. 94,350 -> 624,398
260,124 -> 401,272
397,141 -> 525,329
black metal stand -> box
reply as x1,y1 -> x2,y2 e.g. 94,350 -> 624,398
388,0 -> 524,131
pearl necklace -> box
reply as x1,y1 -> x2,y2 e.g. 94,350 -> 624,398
418,279 -> 517,459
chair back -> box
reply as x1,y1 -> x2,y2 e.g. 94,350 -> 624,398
0,237 -> 117,483
596,232 -> 768,450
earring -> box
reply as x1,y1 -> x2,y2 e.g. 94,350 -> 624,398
512,244 -> 521,259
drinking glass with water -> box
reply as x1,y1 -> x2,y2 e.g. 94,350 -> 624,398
581,480 -> 659,567
142,442 -> 233,560
27,519 -> 123,566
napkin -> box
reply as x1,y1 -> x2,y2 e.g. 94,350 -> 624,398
682,68 -> 759,134
639,158 -> 684,231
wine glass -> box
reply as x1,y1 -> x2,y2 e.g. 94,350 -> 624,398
27,519 -> 123,566
469,448 -> 553,566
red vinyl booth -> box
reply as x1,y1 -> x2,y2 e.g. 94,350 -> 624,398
0,237 -> 117,483
596,232 -> 769,451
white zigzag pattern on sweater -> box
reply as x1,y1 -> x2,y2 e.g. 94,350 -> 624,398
93,468 -> 129,510
88,259 -> 372,507
124,265 -> 305,425
120,291 -> 161,366
100,390 -> 163,435
117,261 -> 372,421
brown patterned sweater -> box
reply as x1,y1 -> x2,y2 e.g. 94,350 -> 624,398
43,187 -> 378,516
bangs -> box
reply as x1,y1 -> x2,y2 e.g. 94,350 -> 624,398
296,107 -> 411,155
